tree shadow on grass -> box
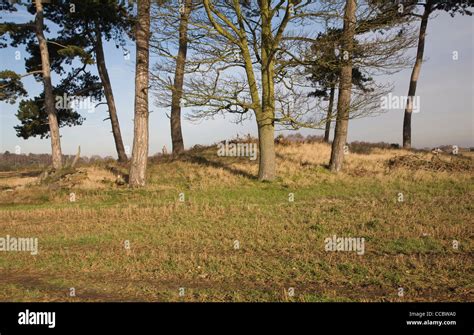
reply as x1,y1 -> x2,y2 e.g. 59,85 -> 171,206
185,155 -> 257,180
275,152 -> 330,171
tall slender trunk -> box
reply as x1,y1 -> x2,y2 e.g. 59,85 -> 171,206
129,0 -> 151,187
94,24 -> 127,162
258,0 -> 276,181
329,0 -> 356,172
324,84 -> 336,143
170,0 -> 192,155
403,0 -> 432,149
34,0 -> 62,170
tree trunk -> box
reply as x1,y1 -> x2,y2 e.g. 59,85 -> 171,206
94,24 -> 128,162
324,84 -> 336,143
129,0 -> 151,188
257,118 -> 276,181
329,0 -> 356,172
257,0 -> 276,181
170,0 -> 192,155
402,0 -> 432,149
34,0 -> 62,170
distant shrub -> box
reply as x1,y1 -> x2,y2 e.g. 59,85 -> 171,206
275,133 -> 324,145
0,152 -> 108,171
348,141 -> 399,155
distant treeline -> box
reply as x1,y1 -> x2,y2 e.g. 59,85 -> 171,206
4,134 -> 470,171
0,152 -> 118,171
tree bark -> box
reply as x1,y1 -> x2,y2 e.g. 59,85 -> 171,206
257,117 -> 276,181
329,0 -> 356,172
34,0 -> 62,170
129,0 -> 151,187
258,0 -> 276,181
402,0 -> 432,149
324,84 -> 336,143
170,0 -> 192,155
94,23 -> 128,162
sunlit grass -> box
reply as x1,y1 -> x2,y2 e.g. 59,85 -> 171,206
0,142 -> 472,301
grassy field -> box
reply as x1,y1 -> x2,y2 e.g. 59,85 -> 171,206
0,142 -> 472,302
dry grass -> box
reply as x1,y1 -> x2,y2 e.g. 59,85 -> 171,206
0,171 -> 38,190
0,142 -> 472,302
75,167 -> 118,189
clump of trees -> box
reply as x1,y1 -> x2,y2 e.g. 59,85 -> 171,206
1,0 -> 472,186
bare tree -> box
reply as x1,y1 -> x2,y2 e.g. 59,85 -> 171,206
129,0 -> 151,187
191,0 -> 332,181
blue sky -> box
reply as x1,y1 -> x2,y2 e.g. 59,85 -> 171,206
0,7 -> 473,157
